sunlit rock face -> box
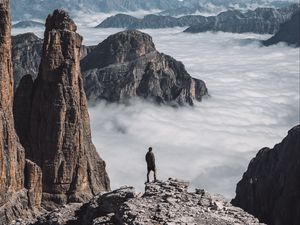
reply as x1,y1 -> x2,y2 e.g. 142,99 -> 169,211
0,1 -> 42,224
232,125 -> 300,225
14,9 -> 110,208
81,30 -> 208,106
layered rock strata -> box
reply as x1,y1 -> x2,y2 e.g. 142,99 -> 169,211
81,30 -> 208,106
13,9 -> 110,208
232,125 -> 300,225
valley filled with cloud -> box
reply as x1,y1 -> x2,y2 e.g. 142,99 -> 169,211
12,19 -> 299,199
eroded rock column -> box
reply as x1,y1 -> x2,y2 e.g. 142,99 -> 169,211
28,10 -> 110,206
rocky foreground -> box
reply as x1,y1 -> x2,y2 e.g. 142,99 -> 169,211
11,179 -> 264,225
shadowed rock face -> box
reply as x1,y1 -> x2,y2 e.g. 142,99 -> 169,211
81,30 -> 208,106
0,1 -> 42,224
14,9 -> 110,208
12,33 -> 43,89
232,125 -> 300,225
263,10 -> 300,47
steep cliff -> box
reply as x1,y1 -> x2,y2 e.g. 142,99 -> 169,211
0,1 -> 42,224
232,125 -> 300,225
13,9 -> 110,208
81,30 -> 208,106
263,10 -> 300,47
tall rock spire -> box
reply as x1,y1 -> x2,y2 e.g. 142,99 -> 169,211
27,9 -> 110,206
0,0 -> 25,206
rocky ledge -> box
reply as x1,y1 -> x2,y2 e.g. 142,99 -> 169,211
12,179 -> 264,225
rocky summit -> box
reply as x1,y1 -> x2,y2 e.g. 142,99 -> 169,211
13,9 -> 110,209
81,30 -> 208,106
232,125 -> 300,225
18,178 -> 264,225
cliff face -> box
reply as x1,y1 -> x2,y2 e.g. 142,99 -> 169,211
0,0 -> 25,207
32,179 -> 264,225
13,10 -> 110,208
263,11 -> 300,47
0,1 -> 42,224
232,125 -> 300,225
81,30 -> 208,106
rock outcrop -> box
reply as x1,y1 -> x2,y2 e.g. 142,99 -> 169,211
184,4 -> 299,34
13,9 -> 110,208
232,125 -> 300,225
31,179 -> 264,225
12,33 -> 43,89
81,30 -> 208,106
263,10 -> 300,47
0,1 -> 42,224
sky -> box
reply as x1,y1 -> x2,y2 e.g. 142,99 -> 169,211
12,15 -> 300,199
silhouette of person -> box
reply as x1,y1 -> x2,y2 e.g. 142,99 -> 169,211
145,147 -> 157,183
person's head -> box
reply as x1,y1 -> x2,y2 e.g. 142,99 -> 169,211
148,147 -> 152,152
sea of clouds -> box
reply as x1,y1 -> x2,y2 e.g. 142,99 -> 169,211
12,16 -> 300,199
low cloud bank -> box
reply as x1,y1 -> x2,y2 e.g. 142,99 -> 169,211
13,22 -> 299,198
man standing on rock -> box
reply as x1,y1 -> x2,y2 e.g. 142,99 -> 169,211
146,147 -> 157,183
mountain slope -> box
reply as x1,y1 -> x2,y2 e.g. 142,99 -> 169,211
263,10 -> 300,46
232,125 -> 300,225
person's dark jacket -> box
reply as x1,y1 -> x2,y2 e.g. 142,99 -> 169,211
146,151 -> 156,170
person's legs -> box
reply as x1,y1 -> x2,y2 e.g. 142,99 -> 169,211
154,169 -> 157,182
147,169 -> 150,183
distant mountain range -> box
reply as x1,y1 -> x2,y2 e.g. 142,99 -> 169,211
96,14 -> 212,29
96,4 -> 299,34
12,0 -> 297,21
184,4 -> 299,34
